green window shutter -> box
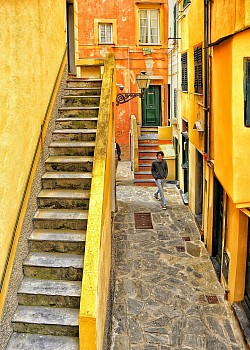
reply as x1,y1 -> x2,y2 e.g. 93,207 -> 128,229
245,60 -> 250,127
181,52 -> 188,91
173,4 -> 177,38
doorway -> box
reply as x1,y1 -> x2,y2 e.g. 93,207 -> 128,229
66,1 -> 76,74
211,177 -> 224,278
142,85 -> 161,126
195,151 -> 203,228
243,219 -> 250,319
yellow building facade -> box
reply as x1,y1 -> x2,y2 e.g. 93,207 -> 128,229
178,0 -> 250,330
0,0 -> 74,317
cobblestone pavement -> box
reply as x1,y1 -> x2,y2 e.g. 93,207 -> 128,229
110,162 -> 247,350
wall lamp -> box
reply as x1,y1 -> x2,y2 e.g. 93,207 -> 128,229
116,71 -> 151,106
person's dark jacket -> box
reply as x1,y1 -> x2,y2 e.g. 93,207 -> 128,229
151,159 -> 168,180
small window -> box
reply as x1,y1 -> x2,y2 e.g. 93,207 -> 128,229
183,0 -> 191,8
244,59 -> 250,126
194,46 -> 203,94
174,88 -> 177,118
99,23 -> 113,44
139,9 -> 160,44
181,52 -> 188,92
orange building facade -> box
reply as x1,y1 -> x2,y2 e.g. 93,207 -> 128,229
77,0 -> 169,159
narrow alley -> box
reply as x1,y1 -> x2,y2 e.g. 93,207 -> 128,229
110,162 -> 246,350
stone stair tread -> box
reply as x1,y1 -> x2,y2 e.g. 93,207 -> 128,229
53,129 -> 96,134
67,78 -> 102,81
23,252 -> 83,268
42,172 -> 92,179
134,179 -> 155,183
6,333 -> 78,350
38,189 -> 90,199
62,95 -> 100,98
59,106 -> 99,110
56,117 -> 98,121
45,155 -> 94,163
50,141 -> 95,147
139,149 -> 160,153
34,208 -> 88,220
18,278 -> 81,297
134,171 -> 151,175
66,87 -> 101,90
13,305 -> 79,326
30,229 -> 86,242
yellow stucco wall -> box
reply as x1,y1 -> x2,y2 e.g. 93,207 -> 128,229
225,201 -> 248,303
232,30 -> 250,205
0,1 -> 67,313
213,32 -> 250,205
212,40 -> 234,198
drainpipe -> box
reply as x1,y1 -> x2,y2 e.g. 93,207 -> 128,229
204,0 -> 210,156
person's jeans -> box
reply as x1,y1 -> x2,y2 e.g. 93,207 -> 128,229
154,179 -> 166,207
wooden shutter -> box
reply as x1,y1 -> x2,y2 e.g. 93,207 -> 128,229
181,52 -> 188,91
245,60 -> 250,127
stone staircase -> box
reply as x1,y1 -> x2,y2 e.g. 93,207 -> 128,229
134,127 -> 159,186
6,78 -> 102,349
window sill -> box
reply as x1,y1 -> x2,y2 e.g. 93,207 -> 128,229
139,43 -> 162,46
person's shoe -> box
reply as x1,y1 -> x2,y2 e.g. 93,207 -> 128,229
162,206 -> 167,210
154,195 -> 160,201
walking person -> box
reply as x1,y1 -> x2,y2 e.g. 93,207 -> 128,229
151,151 -> 168,210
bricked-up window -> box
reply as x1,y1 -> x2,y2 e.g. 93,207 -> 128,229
181,52 -> 188,92
194,46 -> 203,94
99,23 -> 113,44
244,59 -> 250,126
183,0 -> 191,8
139,9 -> 160,44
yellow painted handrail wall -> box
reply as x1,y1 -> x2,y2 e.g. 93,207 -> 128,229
79,54 -> 116,350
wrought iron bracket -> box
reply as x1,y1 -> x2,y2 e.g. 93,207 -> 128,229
116,92 -> 143,106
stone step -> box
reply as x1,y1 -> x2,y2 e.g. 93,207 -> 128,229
49,141 -> 95,157
134,171 -> 152,180
62,95 -> 100,107
139,156 -> 155,165
12,305 -> 79,337
53,129 -> 96,142
133,178 -> 155,187
29,228 -> 86,253
138,143 -> 158,150
67,78 -> 102,88
65,87 -> 101,96
42,172 -> 92,190
55,117 -> 98,129
138,164 -> 152,171
139,149 -> 160,157
59,106 -> 99,118
6,333 -> 79,350
18,278 -> 81,308
45,156 -> 93,172
33,208 -> 88,230
37,189 -> 90,209
23,252 -> 83,280
139,134 -> 158,140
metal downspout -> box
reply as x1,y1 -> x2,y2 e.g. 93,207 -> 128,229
204,0 -> 210,156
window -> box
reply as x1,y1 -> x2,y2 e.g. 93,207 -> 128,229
139,9 -> 160,44
244,59 -> 250,126
181,52 -> 188,92
183,0 -> 191,8
194,46 -> 203,94
173,4 -> 177,39
98,23 -> 112,44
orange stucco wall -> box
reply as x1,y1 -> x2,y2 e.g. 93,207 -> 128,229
77,0 -> 168,159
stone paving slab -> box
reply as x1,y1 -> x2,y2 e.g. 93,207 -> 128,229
110,177 -> 247,350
